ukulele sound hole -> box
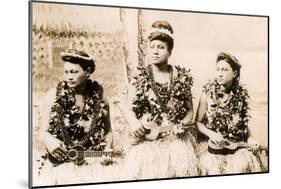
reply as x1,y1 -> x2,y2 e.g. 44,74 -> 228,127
68,149 -> 78,160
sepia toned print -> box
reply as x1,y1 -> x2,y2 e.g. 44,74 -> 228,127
29,1 -> 268,188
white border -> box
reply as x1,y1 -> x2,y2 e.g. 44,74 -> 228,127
1,0 -> 279,189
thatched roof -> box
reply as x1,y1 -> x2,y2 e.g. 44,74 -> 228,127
32,2 -> 123,33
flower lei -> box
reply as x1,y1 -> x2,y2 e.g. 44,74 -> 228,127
203,79 -> 250,142
48,80 -> 107,150
132,65 -> 193,126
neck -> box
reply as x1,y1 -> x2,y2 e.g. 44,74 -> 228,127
223,80 -> 233,93
151,62 -> 170,73
74,81 -> 88,95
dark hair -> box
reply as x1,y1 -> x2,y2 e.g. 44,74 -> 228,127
61,49 -> 95,73
216,52 -> 241,81
148,20 -> 174,52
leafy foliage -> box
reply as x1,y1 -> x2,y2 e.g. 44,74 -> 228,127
48,80 -> 107,150
132,65 -> 193,126
203,79 -> 250,142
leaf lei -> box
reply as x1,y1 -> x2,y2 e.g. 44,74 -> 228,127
203,79 -> 250,142
48,80 -> 107,150
132,65 -> 193,125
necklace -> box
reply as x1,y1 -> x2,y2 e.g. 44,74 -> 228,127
132,65 -> 193,125
48,80 -> 106,145
148,64 -> 173,112
204,79 -> 250,141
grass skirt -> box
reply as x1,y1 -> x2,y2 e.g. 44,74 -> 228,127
33,134 -> 199,186
33,149 -> 128,186
197,142 -> 268,175
121,134 -> 200,180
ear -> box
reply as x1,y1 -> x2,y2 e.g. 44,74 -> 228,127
85,71 -> 90,79
87,72 -> 91,78
168,49 -> 172,56
233,70 -> 237,78
86,67 -> 92,78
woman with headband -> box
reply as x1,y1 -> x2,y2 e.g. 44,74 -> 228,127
124,20 -> 199,179
36,49 -> 114,185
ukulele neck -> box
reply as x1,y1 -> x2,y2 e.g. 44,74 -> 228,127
83,151 -> 113,158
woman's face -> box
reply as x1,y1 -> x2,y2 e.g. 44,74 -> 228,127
148,40 -> 171,65
63,62 -> 88,88
216,60 -> 236,85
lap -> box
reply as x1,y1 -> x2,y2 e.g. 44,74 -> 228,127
33,149 -> 124,186
198,141 -> 264,175
124,135 -> 200,179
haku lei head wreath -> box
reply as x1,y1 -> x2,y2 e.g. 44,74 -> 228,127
148,27 -> 174,39
148,20 -> 174,51
61,49 -> 96,74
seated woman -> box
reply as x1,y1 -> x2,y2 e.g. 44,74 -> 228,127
123,20 -> 199,179
195,52 -> 266,175
36,49 -> 114,185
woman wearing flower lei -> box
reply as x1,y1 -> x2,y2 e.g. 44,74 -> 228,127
37,49 -> 113,184
124,20 -> 199,179
195,52 -> 265,175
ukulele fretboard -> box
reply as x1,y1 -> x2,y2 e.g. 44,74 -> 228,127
81,151 -> 113,157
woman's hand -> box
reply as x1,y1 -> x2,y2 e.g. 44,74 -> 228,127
100,149 -> 114,166
172,124 -> 185,136
209,132 -> 225,147
247,137 -> 261,155
132,126 -> 146,138
132,125 -> 151,138
45,136 -> 67,161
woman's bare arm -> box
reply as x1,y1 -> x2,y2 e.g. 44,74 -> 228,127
39,88 -> 67,159
196,92 -> 215,138
181,95 -> 194,124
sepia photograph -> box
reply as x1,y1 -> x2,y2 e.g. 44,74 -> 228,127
29,1 -> 269,188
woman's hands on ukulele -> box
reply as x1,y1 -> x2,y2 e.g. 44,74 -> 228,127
132,126 -> 147,138
172,124 -> 185,136
173,121 -> 195,137
100,149 -> 114,166
132,124 -> 152,138
209,132 -> 226,147
46,137 -> 67,161
247,137 -> 262,155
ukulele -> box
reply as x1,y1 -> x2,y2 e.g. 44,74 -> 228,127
48,145 -> 114,166
207,139 -> 267,155
47,105 -> 112,166
144,122 -> 196,141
